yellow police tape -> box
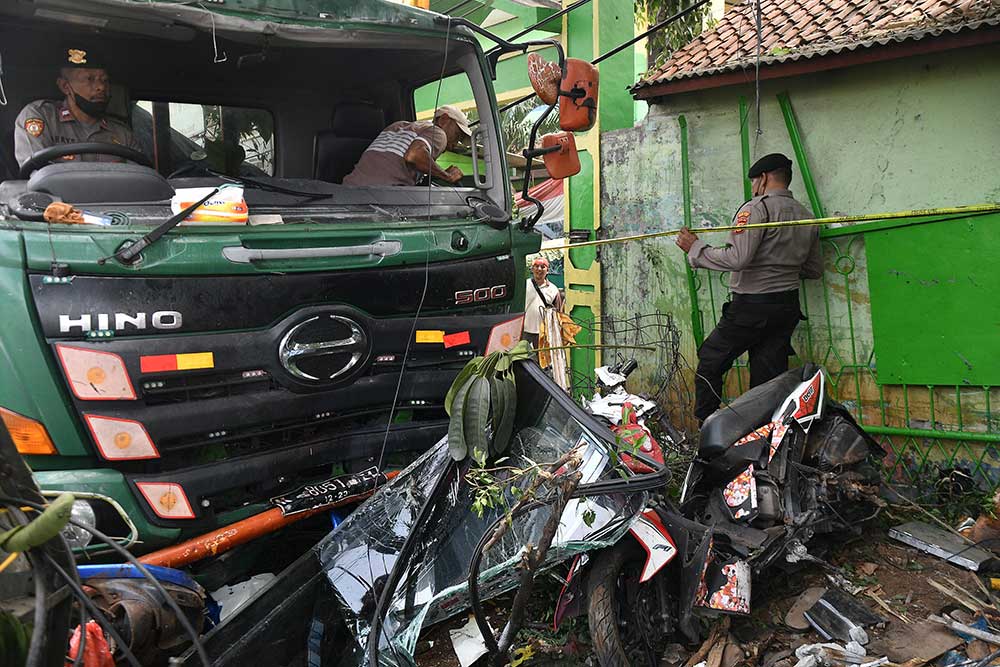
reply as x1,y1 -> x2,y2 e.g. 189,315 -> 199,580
543,203 -> 1000,253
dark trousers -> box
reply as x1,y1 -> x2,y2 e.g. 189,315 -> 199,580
694,294 -> 803,422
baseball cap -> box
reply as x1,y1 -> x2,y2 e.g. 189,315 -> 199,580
434,105 -> 472,136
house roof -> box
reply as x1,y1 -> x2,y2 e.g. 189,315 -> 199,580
632,0 -> 1000,97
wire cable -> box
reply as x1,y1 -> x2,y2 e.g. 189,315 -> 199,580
0,496 -> 210,667
365,16 -> 453,665
40,551 -> 143,667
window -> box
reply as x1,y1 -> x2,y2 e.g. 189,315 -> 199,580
413,71 -> 487,185
134,102 -> 274,176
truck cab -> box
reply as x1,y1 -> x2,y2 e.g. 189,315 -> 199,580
0,0 -> 543,551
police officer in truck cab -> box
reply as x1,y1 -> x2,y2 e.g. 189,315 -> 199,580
14,46 -> 142,167
675,153 -> 823,423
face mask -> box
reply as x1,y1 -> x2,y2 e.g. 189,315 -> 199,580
69,84 -> 109,118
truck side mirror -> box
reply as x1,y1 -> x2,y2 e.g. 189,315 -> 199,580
527,52 -> 560,106
541,132 -> 580,179
559,58 -> 598,132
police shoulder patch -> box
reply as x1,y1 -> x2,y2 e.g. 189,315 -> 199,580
24,118 -> 44,137
734,210 -> 751,234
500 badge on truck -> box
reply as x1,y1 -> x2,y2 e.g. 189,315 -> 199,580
454,285 -> 508,305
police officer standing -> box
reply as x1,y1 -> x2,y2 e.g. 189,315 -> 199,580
14,47 -> 142,167
675,153 -> 823,422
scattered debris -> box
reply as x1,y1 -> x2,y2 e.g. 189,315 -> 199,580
865,587 -> 912,624
792,641 -> 866,667
929,614 -> 1000,646
804,588 -> 882,644
927,578 -> 995,613
211,573 -> 275,622
889,521 -> 995,571
868,620 -> 963,663
449,614 -> 491,667
826,573 -> 866,596
684,619 -> 731,667
858,563 -> 879,577
787,588 -> 828,630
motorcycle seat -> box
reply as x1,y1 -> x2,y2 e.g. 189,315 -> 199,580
698,365 -> 818,459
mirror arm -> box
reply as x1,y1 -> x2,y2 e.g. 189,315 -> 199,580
522,145 -> 561,160
435,16 -> 566,77
518,99 -> 559,231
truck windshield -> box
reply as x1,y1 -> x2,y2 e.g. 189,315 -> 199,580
0,18 -> 508,223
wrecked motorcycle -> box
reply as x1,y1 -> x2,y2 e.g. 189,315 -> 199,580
176,362 -> 881,667
577,364 -> 885,666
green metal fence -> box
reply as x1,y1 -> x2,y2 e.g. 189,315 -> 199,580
691,226 -> 1000,493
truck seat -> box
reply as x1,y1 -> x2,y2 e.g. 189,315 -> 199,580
313,102 -> 385,184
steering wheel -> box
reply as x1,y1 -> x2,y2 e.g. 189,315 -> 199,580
19,142 -> 153,179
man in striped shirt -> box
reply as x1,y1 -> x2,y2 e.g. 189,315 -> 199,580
343,105 -> 471,186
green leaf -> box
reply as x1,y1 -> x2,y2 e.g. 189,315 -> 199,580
445,358 -> 482,417
448,376 -> 475,461
508,340 -> 533,361
489,376 -> 504,431
582,508 -> 596,527
496,354 -> 512,373
492,378 -> 518,454
464,377 -> 492,465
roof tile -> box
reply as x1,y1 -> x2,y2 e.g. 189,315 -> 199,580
633,0 -> 1000,91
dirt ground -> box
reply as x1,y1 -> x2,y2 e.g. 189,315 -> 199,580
414,514 -> 997,667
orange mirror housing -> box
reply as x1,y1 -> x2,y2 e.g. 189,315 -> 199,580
541,132 -> 581,180
559,58 -> 599,132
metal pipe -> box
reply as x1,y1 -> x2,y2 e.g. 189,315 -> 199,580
139,472 -> 397,568
487,0 -> 593,48
864,425 -> 1000,444
593,0 -> 710,66
738,96 -> 751,200
777,91 -> 825,217
497,0 -> 711,116
678,115 -> 705,347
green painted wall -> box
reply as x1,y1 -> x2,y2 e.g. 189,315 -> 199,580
601,43 -> 1000,428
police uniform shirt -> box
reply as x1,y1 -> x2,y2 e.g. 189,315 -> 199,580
687,189 -> 822,294
14,99 -> 141,167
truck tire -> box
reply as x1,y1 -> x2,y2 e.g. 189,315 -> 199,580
586,542 -> 672,667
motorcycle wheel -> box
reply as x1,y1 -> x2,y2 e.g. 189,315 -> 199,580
586,542 -> 673,667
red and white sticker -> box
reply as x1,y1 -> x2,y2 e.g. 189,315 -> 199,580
734,210 -> 751,234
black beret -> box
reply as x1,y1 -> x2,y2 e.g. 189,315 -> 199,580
60,46 -> 107,70
748,153 -> 792,178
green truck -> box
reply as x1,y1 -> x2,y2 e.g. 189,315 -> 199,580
0,0 -> 584,553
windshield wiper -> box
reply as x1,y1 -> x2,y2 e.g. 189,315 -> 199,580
211,171 -> 332,204
98,188 -> 220,266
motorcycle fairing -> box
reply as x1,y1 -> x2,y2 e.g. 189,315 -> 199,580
773,369 -> 824,428
694,551 -> 752,615
722,465 -> 758,521
705,559 -> 751,614
629,509 -> 678,583
721,424 -> 774,521
553,554 -> 587,629
616,401 -> 666,475
655,509 -> 714,643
